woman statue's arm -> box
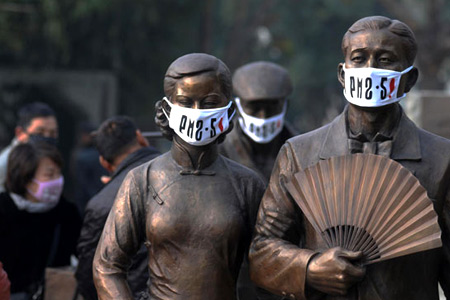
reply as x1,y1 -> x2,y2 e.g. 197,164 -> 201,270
93,171 -> 146,300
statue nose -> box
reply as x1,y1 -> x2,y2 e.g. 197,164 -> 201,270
366,57 -> 378,69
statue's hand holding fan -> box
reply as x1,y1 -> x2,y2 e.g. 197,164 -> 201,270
285,153 -> 442,265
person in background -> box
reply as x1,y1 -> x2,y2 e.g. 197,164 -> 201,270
0,102 -> 58,192
221,61 -> 291,300
76,116 -> 160,300
0,142 -> 80,300
0,261 -> 10,300
220,61 -> 296,183
70,122 -> 107,216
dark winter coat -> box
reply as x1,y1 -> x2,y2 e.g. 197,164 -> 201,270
0,192 -> 81,294
75,146 -> 160,300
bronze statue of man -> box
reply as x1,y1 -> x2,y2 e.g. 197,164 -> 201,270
93,53 -> 265,300
249,16 -> 450,300
220,61 -> 296,182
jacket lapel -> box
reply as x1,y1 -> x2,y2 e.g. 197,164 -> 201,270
319,111 -> 350,160
390,110 -> 422,161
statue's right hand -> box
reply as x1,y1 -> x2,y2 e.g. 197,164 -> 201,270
306,247 -> 366,296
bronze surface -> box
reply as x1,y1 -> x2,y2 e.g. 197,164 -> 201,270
93,53 -> 265,299
249,16 -> 450,299
285,153 -> 442,264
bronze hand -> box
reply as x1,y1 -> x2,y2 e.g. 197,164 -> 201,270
306,247 -> 366,296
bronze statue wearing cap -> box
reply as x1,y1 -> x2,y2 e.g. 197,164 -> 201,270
249,16 -> 450,300
220,61 -> 296,182
93,53 -> 265,300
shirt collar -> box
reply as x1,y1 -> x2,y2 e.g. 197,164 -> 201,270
319,105 -> 421,161
170,138 -> 218,175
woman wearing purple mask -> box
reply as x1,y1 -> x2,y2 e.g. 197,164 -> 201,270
0,142 -> 81,299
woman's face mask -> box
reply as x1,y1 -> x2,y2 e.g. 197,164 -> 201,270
27,176 -> 64,203
26,156 -> 64,204
162,97 -> 235,146
343,64 -> 413,107
235,97 -> 286,144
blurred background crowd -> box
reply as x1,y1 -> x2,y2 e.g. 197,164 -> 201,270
0,0 -> 449,300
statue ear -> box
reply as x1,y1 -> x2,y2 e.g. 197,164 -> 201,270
337,63 -> 345,88
161,99 -> 171,117
404,67 -> 419,93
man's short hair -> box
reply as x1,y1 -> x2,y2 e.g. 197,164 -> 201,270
342,16 -> 417,65
93,116 -> 139,163
6,142 -> 63,196
17,102 -> 56,129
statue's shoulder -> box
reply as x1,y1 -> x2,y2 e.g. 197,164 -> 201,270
284,122 -> 332,158
220,155 -> 262,181
416,127 -> 450,165
417,127 -> 450,149
287,124 -> 330,145
132,152 -> 169,171
126,152 -> 170,183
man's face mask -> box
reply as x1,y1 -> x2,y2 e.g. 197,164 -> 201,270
162,97 -> 235,146
28,134 -> 58,146
235,97 -> 286,144
343,64 -> 413,107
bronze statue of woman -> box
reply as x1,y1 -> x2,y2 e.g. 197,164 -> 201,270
93,53 -> 265,300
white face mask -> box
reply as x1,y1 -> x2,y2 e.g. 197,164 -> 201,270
343,64 -> 413,107
162,97 -> 235,146
235,97 -> 286,144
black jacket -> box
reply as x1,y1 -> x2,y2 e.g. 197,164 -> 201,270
0,192 -> 81,294
75,146 -> 160,300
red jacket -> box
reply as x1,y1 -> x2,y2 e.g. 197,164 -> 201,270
0,261 -> 10,300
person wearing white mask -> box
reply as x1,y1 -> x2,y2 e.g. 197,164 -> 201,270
93,53 -> 265,300
220,61 -> 296,183
249,16 -> 450,300
0,142 -> 80,300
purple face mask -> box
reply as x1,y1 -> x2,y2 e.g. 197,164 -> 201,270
28,176 -> 64,203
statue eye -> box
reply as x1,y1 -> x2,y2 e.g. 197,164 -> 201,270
179,102 -> 191,108
175,97 -> 193,107
379,56 -> 393,64
351,55 -> 364,63
202,95 -> 223,108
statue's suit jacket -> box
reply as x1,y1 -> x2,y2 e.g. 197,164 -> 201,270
220,122 -> 296,183
249,106 -> 450,300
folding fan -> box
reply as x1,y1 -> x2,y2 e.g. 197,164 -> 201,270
285,153 -> 442,265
